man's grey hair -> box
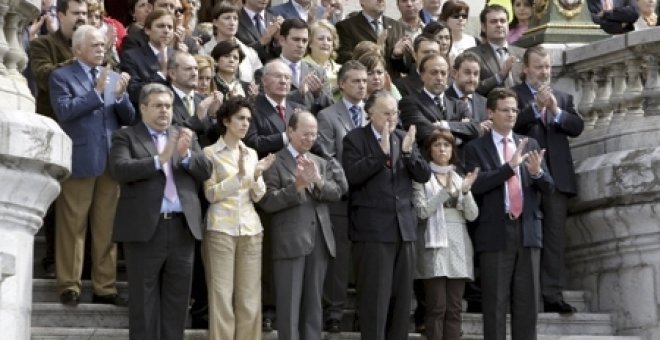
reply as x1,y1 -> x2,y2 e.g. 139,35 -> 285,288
139,83 -> 174,106
167,50 -> 193,70
72,24 -> 101,49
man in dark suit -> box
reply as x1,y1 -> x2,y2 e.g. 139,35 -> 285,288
393,33 -> 439,98
465,4 -> 522,96
29,0 -> 87,278
463,88 -> 555,340
446,51 -> 490,125
419,0 -> 442,24
399,54 -> 480,147
122,0 -> 198,54
120,9 -> 174,109
245,59 -> 306,158
316,61 -> 368,332
276,18 -> 333,114
270,0 -> 326,22
260,111 -> 348,340
236,0 -> 282,63
587,0 -> 639,34
49,25 -> 135,307
109,83 -> 212,340
342,90 -> 431,340
513,46 -> 584,314
335,0 -> 407,66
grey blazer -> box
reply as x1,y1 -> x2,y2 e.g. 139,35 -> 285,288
259,148 -> 348,260
317,100 -> 358,163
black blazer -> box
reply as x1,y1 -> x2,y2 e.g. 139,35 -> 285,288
512,83 -> 584,196
109,122 -> 213,242
236,8 -> 280,63
335,12 -> 406,65
393,67 -> 423,98
119,44 -> 172,108
398,90 -> 480,146
445,85 -> 489,123
465,43 -> 522,96
342,124 -> 431,242
463,132 -> 554,252
243,94 -> 305,158
587,0 -> 639,34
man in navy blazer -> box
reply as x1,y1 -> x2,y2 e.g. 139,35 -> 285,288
342,90 -> 431,340
464,88 -> 554,340
270,0 -> 325,22
49,25 -> 135,306
587,0 -> 639,34
513,46 -> 584,314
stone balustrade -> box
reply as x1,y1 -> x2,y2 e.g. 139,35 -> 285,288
0,0 -> 72,339
560,27 -> 660,340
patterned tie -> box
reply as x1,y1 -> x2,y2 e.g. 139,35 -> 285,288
434,95 -> 444,114
154,133 -> 178,202
372,19 -> 381,35
349,105 -> 361,128
90,68 -> 98,89
254,13 -> 264,36
276,104 -> 286,121
502,137 -> 523,218
183,94 -> 194,116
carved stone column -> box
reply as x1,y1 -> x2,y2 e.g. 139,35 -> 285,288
608,63 -> 627,123
592,67 -> 613,129
624,56 -> 645,117
576,71 -> 596,130
643,56 -> 660,116
0,1 -> 71,340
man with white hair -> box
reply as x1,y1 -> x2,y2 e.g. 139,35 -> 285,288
49,24 -> 135,306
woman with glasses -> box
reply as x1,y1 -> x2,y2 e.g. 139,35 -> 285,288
508,0 -> 533,43
413,129 -> 479,340
440,0 -> 478,56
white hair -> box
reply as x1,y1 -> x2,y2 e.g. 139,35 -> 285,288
71,24 -> 102,49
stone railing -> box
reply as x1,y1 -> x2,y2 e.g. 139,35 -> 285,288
561,27 -> 660,340
0,1 -> 71,340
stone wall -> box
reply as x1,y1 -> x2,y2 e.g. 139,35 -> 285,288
0,0 -> 71,339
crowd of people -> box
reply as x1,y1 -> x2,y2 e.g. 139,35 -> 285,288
25,0 -> 592,340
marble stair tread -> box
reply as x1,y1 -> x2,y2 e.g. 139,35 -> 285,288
32,301 -> 617,336
33,279 -> 129,303
30,328 -> 642,340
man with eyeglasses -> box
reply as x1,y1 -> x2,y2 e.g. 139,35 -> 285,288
463,88 -> 554,340
121,0 -> 198,55
465,4 -> 523,96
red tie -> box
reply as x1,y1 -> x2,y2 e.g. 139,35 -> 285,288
502,137 -> 523,218
276,105 -> 286,121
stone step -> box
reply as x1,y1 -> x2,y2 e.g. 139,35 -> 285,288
30,301 -> 618,336
30,328 -> 643,340
33,279 -> 129,303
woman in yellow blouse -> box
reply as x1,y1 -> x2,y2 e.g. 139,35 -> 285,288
202,97 -> 276,340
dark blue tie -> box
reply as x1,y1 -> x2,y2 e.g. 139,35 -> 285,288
349,105 -> 361,128
254,14 -> 264,36
90,68 -> 98,89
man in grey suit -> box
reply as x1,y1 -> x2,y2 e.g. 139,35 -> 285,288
316,60 -> 368,332
466,4 -> 522,96
109,83 -> 212,340
259,111 -> 348,340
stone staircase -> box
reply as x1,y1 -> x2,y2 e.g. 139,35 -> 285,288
30,237 -> 642,340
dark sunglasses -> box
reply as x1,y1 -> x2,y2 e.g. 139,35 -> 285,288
175,7 -> 185,15
451,14 -> 468,19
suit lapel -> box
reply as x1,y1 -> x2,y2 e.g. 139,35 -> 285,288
171,93 -> 189,125
278,148 -> 298,178
481,44 -> 501,75
136,122 -> 159,157
71,62 -> 94,91
484,132 -> 502,168
240,9 -> 260,40
335,101 -> 354,131
257,96 -> 286,132
418,91 -> 443,121
356,14 -> 378,41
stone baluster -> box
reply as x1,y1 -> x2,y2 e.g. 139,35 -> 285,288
0,0 -> 11,76
608,63 -> 627,124
642,55 -> 660,116
592,66 -> 613,129
578,70 -> 597,130
624,56 -> 645,117
4,11 -> 24,76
